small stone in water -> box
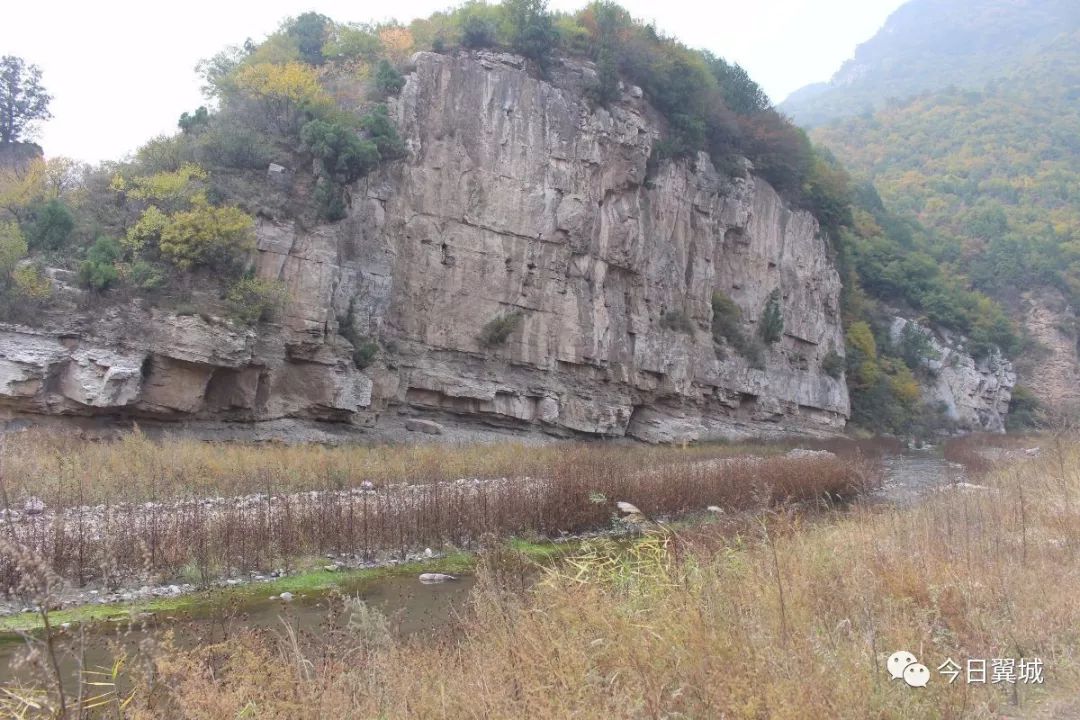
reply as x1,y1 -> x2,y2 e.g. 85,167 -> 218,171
424,547 -> 434,558
279,591 -> 294,602
23,497 -> 45,515
418,573 -> 456,584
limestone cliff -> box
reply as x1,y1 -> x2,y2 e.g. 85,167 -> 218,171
0,51 -> 849,442
889,317 -> 1015,432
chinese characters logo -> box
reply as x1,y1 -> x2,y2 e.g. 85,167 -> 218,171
887,650 -> 1044,688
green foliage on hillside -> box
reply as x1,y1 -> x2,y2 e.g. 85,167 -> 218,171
816,38 -> 1080,314
506,0 -> 558,72
710,291 -> 764,367
374,60 -> 405,96
0,221 -> 27,276
78,236 -> 121,291
1006,385 -> 1045,430
829,186 -> 1018,433
759,289 -> 784,344
226,276 -> 289,324
23,198 -> 73,252
300,119 -> 380,183
778,0 -> 1079,429
286,12 -> 332,66
479,311 -> 524,347
781,0 -> 1080,127
843,319 -> 930,434
835,184 -> 1019,358
817,158 -> 1017,433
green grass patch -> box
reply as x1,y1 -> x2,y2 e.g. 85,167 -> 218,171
0,551 -> 475,637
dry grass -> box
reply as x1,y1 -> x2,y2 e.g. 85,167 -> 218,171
0,431 -> 877,592
0,430 -> 792,504
943,433 -> 1042,475
17,436 -> 1076,719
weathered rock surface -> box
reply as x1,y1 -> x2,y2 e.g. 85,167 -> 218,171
405,418 -> 444,435
0,51 -> 851,443
889,317 -> 1015,432
1016,288 -> 1080,414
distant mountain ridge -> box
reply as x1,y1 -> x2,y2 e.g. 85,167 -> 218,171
781,0 -> 1080,126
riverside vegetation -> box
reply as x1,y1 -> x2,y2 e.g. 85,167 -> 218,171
2,434 -> 1079,718
0,431 -> 877,598
0,430 -> 883,717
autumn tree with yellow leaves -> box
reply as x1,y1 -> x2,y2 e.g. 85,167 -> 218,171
234,62 -> 331,133
114,164 -> 255,271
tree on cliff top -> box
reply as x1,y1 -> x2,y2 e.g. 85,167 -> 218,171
0,56 -> 52,145
506,0 -> 557,72
286,12 -> 332,65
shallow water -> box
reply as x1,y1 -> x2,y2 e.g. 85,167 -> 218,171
0,573 -> 476,687
871,448 -> 967,505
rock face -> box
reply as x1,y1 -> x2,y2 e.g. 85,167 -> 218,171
1016,288 -> 1080,413
889,317 -> 1015,432
0,51 -> 850,443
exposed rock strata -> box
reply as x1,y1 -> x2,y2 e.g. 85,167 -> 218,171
0,51 -> 852,442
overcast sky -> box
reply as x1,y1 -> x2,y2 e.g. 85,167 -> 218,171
1,0 -> 906,163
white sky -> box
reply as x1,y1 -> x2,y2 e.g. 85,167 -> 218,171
0,0 -> 906,163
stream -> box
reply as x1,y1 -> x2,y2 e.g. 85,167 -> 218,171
873,447 -> 968,505
0,573 -> 477,687
0,448 -> 963,688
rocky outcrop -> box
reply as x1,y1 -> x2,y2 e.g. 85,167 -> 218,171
0,308 -> 372,426
0,51 -> 850,443
1016,288 -> 1080,413
889,317 -> 1015,432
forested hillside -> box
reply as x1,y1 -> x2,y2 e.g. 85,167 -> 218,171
794,0 -> 1080,420
782,0 -> 1080,127
816,33 -> 1080,307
